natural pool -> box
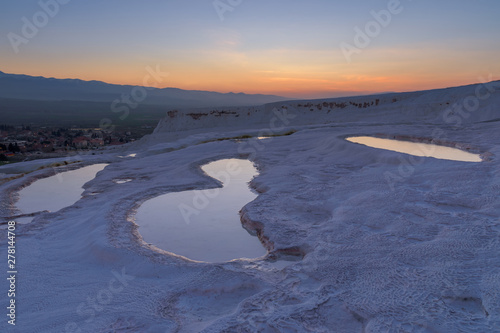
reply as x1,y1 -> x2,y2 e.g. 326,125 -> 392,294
346,136 -> 482,162
16,164 -> 108,218
135,159 -> 267,263
113,178 -> 133,184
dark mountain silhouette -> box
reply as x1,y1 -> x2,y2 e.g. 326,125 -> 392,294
0,71 -> 289,108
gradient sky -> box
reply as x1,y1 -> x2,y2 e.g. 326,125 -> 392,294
1,0 -> 499,98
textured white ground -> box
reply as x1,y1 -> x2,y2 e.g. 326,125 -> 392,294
1,81 -> 500,332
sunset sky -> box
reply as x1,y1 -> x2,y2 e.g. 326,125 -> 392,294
1,0 -> 499,99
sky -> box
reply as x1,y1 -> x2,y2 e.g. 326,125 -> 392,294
1,0 -> 499,99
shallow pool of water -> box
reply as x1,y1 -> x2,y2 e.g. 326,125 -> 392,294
113,178 -> 133,184
16,164 -> 108,215
346,136 -> 482,162
135,159 -> 267,263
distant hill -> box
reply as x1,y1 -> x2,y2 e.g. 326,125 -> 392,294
0,71 -> 290,128
0,71 -> 289,108
150,80 -> 500,135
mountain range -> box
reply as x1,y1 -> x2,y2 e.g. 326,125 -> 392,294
0,71 -> 288,108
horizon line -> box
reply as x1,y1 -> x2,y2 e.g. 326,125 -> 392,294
1,69 -> 498,101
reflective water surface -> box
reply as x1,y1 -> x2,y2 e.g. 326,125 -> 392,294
346,136 -> 482,162
16,164 -> 108,216
113,179 -> 133,184
135,159 -> 267,263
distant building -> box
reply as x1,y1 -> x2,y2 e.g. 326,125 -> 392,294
73,136 -> 89,148
90,138 -> 104,147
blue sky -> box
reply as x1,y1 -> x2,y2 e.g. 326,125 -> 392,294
1,0 -> 499,98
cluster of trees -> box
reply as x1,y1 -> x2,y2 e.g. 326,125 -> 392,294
0,143 -> 21,153
0,143 -> 9,161
8,143 -> 20,153
0,124 -> 32,131
0,124 -> 14,131
297,99 -> 382,111
349,99 -> 380,108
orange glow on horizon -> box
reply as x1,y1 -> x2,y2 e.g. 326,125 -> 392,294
2,54 -> 496,100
